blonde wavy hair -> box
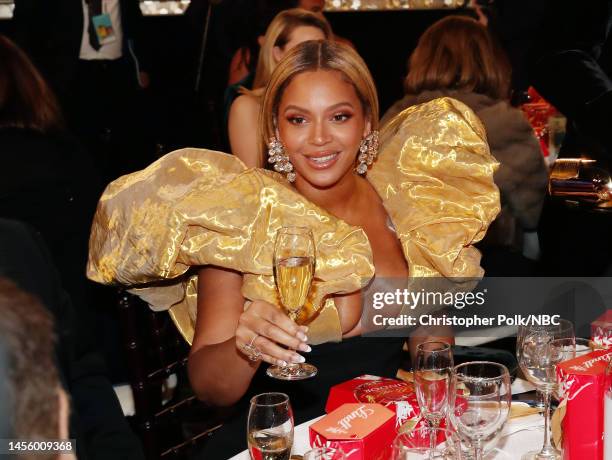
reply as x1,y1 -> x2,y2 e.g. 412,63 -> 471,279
251,8 -> 332,91
259,40 -> 379,166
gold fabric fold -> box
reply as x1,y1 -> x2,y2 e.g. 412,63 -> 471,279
373,97 -> 500,280
87,97 -> 499,345
88,149 -> 373,345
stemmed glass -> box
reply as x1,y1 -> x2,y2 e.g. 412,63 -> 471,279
449,361 -> 511,460
392,428 -> 462,459
414,341 -> 453,453
247,392 -> 294,460
516,319 -> 575,460
267,226 -> 318,380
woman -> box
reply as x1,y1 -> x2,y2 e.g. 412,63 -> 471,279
88,41 -> 499,458
228,8 -> 332,167
382,15 -> 548,275
227,0 -> 327,86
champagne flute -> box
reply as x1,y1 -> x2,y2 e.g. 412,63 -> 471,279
450,361 -> 511,460
414,341 -> 453,453
267,226 -> 317,380
516,319 -> 574,460
247,392 -> 294,460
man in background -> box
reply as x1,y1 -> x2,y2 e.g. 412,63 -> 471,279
12,0 -> 153,182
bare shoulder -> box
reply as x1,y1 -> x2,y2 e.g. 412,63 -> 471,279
230,93 -> 260,118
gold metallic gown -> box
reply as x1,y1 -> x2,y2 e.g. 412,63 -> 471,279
87,98 -> 500,345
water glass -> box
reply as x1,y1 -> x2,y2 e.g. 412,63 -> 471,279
247,393 -> 294,460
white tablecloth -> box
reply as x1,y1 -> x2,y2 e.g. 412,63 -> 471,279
229,408 -> 545,459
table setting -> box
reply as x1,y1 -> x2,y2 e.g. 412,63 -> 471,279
230,226 -> 612,459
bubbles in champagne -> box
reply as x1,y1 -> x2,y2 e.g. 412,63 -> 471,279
275,256 -> 314,314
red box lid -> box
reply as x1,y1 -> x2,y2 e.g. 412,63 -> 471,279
557,348 -> 612,376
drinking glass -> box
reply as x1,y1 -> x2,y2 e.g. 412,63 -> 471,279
247,392 -> 294,460
449,361 -> 511,460
517,319 -> 574,460
267,226 -> 317,380
303,447 -> 347,460
392,428 -> 462,459
415,341 -> 453,451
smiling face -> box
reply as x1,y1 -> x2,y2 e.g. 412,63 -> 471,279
276,69 -> 371,189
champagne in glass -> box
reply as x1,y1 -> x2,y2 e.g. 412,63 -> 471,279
275,255 -> 315,320
517,319 -> 574,460
267,226 -> 318,380
248,392 -> 294,460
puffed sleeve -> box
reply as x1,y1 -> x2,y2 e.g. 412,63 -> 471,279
87,148 -> 374,344
371,97 -> 500,280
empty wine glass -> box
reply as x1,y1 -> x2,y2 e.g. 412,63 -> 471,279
450,361 -> 511,460
392,427 -> 462,459
247,392 -> 294,460
304,447 -> 347,460
517,319 -> 574,460
415,341 -> 453,451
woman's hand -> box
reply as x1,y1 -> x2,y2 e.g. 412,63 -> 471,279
235,300 -> 311,367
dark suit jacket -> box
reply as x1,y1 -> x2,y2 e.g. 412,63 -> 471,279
13,0 -> 150,96
0,218 -> 145,460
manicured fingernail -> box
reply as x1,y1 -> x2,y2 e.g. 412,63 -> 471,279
299,343 -> 312,353
297,331 -> 307,341
293,354 -> 305,363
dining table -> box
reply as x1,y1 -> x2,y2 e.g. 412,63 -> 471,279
230,379 -> 547,460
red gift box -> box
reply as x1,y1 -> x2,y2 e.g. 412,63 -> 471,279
309,403 -> 395,460
326,375 -> 423,431
592,310 -> 612,348
556,348 -> 612,459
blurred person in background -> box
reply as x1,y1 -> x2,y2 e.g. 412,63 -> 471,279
12,0 -> 152,183
0,276 -> 75,460
382,16 -> 548,275
0,36 -> 142,455
0,218 -> 145,460
228,8 -> 332,166
0,34 -> 100,314
228,0 -> 294,86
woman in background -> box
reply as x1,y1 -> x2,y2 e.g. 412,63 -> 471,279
382,15 -> 548,275
227,8 -> 332,166
227,0 -> 327,86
